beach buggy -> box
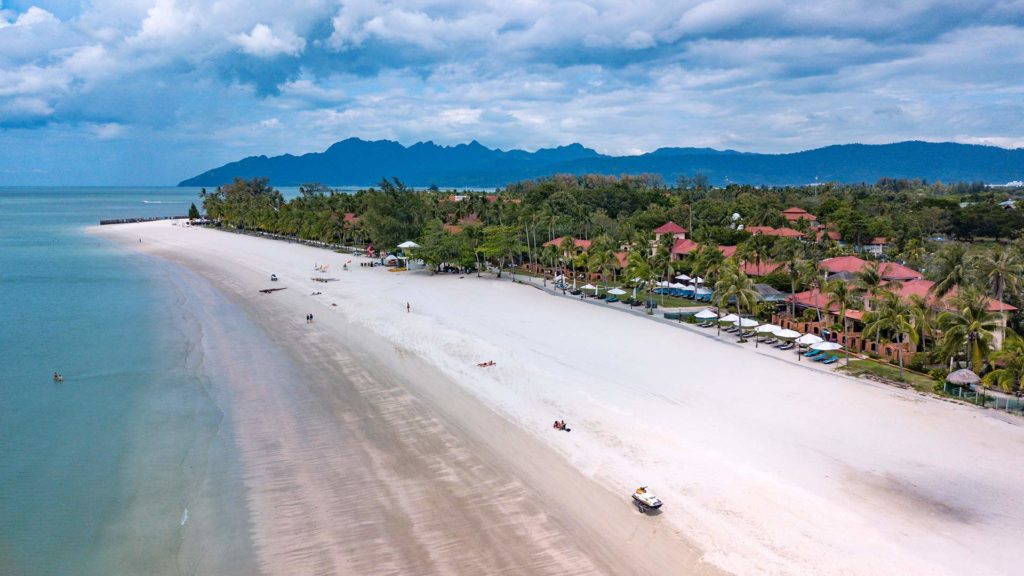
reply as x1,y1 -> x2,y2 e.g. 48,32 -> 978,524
632,486 -> 663,513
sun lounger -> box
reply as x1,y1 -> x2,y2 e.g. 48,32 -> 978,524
804,350 -> 823,359
740,330 -> 755,338
698,321 -> 713,328
761,337 -> 777,345
723,326 -> 738,333
811,353 -> 831,362
777,342 -> 795,350
822,355 -> 840,365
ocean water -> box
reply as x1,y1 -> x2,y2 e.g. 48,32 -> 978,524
0,187 -> 241,575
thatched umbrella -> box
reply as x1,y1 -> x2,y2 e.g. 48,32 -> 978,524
946,369 -> 981,386
946,369 -> 982,400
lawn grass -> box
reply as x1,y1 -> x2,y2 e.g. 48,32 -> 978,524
839,359 -> 936,392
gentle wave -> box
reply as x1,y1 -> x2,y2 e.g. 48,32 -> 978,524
142,200 -> 186,204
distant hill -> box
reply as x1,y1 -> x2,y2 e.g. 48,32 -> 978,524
179,138 -> 1024,187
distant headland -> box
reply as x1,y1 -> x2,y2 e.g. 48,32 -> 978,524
179,138 -> 1024,188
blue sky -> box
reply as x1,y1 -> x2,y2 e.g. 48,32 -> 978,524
1,0 -> 1022,185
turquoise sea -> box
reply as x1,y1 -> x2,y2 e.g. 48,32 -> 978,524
0,187 -> 243,575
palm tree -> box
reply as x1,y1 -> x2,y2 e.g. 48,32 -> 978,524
977,249 -> 1023,345
714,264 -> 760,340
854,262 -> 898,312
772,238 -> 805,317
798,258 -> 824,323
587,248 -> 616,287
929,242 -> 972,299
825,279 -> 859,364
937,290 -> 1002,371
983,332 -> 1024,393
559,236 -> 578,286
863,292 -> 920,379
625,249 -> 656,312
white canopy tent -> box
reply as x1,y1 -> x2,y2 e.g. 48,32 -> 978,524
720,313 -> 740,323
607,288 -> 627,295
675,274 -> 691,281
811,342 -> 843,351
397,240 -> 421,249
737,317 -> 760,328
796,333 -> 824,345
775,329 -> 802,340
756,324 -> 781,334
695,309 -> 718,320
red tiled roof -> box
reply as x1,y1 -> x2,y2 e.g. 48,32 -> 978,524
788,288 -> 864,320
741,261 -> 783,276
654,221 -> 687,235
746,226 -> 804,238
782,207 -> 816,222
485,194 -> 498,202
543,236 -> 592,250
459,214 -> 481,224
671,238 -> 701,255
343,213 -> 360,223
817,230 -> 841,241
819,256 -> 922,280
893,279 -> 1017,312
719,245 -> 738,258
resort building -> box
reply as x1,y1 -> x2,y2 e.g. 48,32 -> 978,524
774,255 -> 1015,360
782,206 -> 818,226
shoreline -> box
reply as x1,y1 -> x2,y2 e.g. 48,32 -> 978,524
93,220 -> 1024,576
93,222 -> 720,575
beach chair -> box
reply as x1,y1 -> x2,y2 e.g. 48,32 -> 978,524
822,356 -> 840,365
811,353 -> 830,362
803,350 -> 823,359
778,342 -> 795,350
740,330 -> 755,338
761,337 -> 778,345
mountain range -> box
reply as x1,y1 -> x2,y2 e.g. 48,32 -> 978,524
179,138 -> 1024,188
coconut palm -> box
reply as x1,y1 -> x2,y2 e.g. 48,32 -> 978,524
559,236 -> 578,284
937,290 -> 1002,371
983,332 -> 1024,393
772,238 -> 805,317
854,262 -> 899,311
863,292 -> 920,379
714,264 -> 760,340
825,279 -> 859,364
976,248 -> 1023,344
929,242 -> 972,299
587,247 -> 617,287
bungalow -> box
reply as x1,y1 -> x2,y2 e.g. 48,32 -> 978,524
744,225 -> 805,238
818,255 -> 922,282
543,236 -> 592,258
858,237 -> 888,256
654,221 -> 688,240
782,207 -> 818,226
670,238 -> 701,260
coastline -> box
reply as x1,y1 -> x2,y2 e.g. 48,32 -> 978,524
93,222 -> 720,575
93,220 -> 1024,576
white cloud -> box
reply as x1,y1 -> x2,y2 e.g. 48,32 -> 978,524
90,122 -> 126,139
233,23 -> 306,57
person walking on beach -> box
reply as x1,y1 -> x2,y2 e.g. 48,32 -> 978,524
406,302 -> 411,313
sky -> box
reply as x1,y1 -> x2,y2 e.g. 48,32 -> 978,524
1,0 -> 1022,185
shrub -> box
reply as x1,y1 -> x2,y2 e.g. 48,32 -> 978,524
929,368 -> 950,383
907,354 -> 926,373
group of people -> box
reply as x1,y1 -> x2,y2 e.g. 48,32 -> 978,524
477,360 -> 496,367
305,313 -> 314,323
553,420 -> 570,432
52,372 -> 64,382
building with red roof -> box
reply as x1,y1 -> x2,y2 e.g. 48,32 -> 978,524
745,225 -> 805,238
741,261 -> 783,276
670,238 -> 700,259
782,207 -> 817,224
343,213 -> 360,224
543,236 -> 592,252
654,221 -> 687,240
719,245 -> 738,258
818,256 -> 923,281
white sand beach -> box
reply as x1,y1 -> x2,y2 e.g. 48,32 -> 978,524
97,220 -> 1024,576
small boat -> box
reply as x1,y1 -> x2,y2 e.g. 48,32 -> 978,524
632,486 -> 662,513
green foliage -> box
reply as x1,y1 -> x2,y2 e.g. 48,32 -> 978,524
188,202 -> 200,220
362,178 -> 427,250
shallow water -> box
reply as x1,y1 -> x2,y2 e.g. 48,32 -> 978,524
0,187 -> 249,575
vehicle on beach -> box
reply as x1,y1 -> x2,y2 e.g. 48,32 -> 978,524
270,273 -> 278,281
632,486 -> 662,513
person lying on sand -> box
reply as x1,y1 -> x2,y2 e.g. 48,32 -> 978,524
477,360 -> 496,367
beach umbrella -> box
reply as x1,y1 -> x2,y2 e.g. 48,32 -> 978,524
720,313 -> 740,323
737,317 -> 760,328
946,369 -> 981,386
694,276 -> 705,284
756,324 -> 780,334
669,282 -> 686,289
675,274 -> 691,281
632,277 -> 644,283
795,333 -> 823,345
695,287 -> 712,296
774,329 -> 801,339
608,288 -> 627,295
655,280 -> 670,287
695,309 -> 718,320
397,240 -> 421,249
811,342 -> 843,351
581,283 -> 597,290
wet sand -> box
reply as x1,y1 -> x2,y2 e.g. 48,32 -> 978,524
99,224 -> 720,575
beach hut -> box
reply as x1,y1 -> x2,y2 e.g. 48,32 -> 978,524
945,369 -> 981,398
